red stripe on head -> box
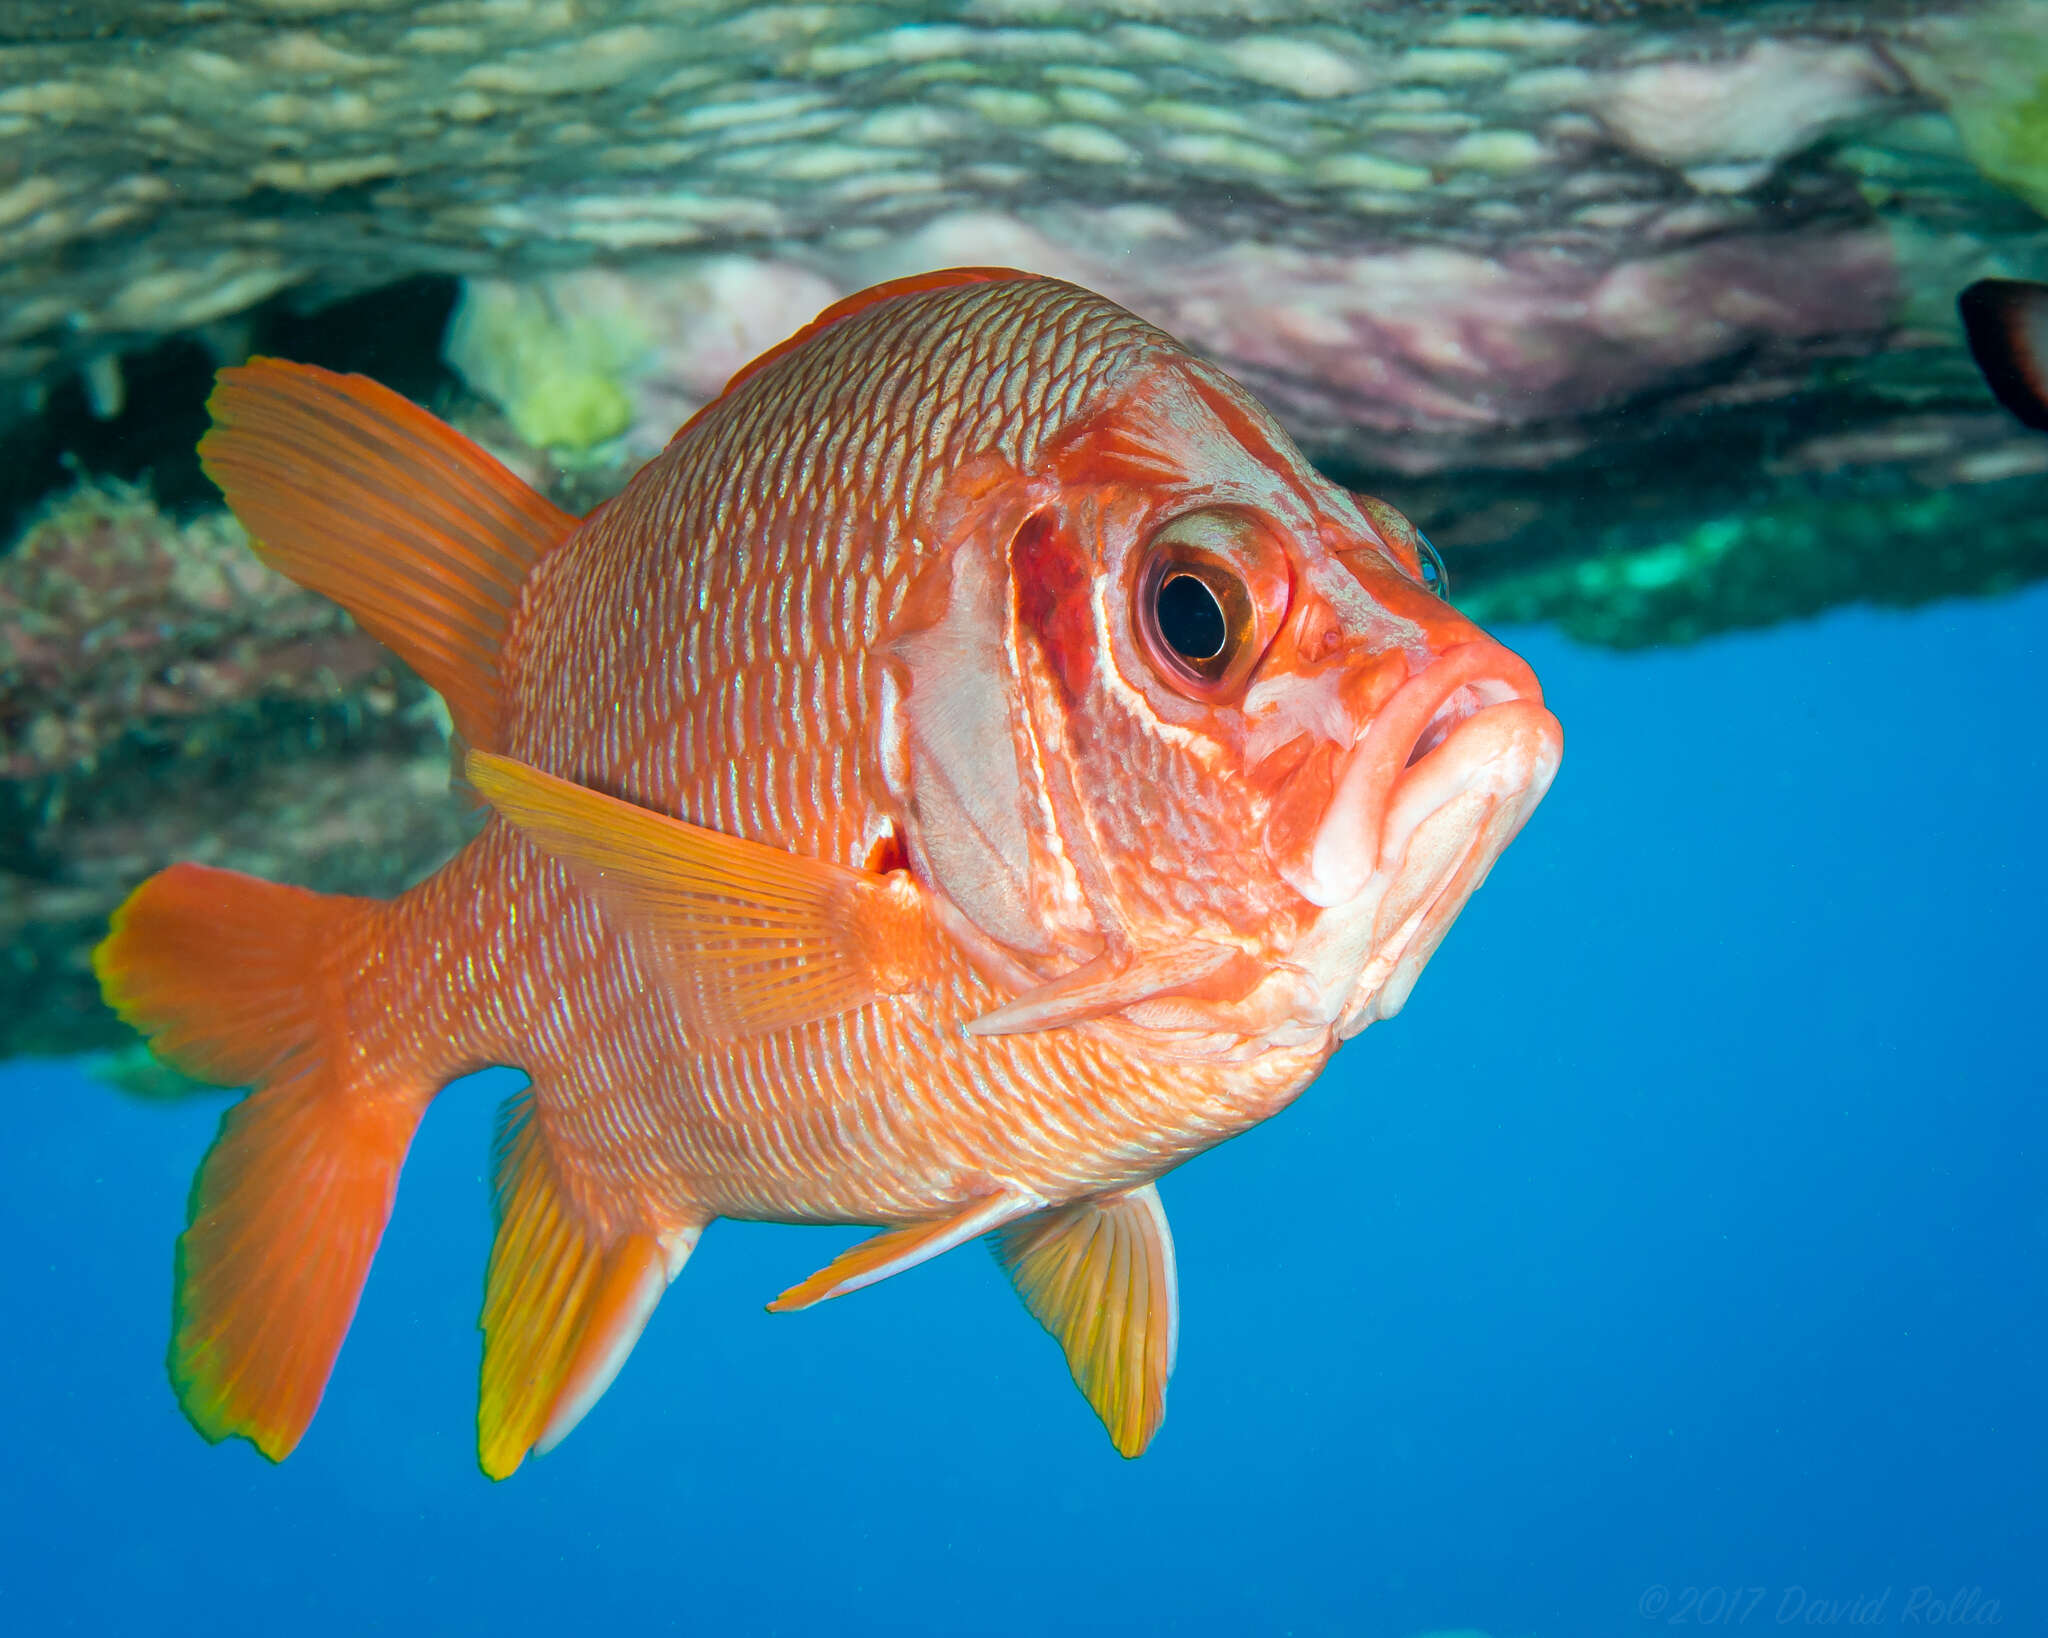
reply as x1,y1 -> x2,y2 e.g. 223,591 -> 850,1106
1012,507 -> 1098,698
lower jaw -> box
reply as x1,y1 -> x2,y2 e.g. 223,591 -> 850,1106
1302,717 -> 1559,1040
1329,806 -> 1492,1040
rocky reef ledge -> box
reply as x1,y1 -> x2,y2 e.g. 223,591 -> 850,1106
4,0 -> 2048,1059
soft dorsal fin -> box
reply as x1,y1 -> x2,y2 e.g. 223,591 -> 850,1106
718,267 -> 1037,400
199,358 -> 578,750
992,1184 -> 1179,1458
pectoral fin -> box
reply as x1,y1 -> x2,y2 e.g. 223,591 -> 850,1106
466,750 -> 936,1038
992,1184 -> 1179,1458
767,1192 -> 1043,1311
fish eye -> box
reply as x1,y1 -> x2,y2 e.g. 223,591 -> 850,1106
1157,572 -> 1227,662
1415,529 -> 1449,599
1132,511 -> 1271,698
1352,493 -> 1449,599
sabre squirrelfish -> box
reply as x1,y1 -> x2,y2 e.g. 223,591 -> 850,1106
95,268 -> 1563,1474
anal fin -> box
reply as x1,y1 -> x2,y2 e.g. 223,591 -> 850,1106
768,1193 -> 1043,1312
992,1184 -> 1179,1458
479,1092 -> 698,1479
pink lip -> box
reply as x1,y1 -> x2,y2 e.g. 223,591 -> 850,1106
1289,643 -> 1557,907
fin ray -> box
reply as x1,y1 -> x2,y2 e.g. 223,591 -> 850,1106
966,940 -> 1253,1037
94,862 -> 431,1461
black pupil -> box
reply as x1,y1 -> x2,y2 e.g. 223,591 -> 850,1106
1157,573 -> 1227,662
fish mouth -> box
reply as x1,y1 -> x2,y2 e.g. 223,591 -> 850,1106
1276,640 -> 1561,1038
1290,643 -> 1559,909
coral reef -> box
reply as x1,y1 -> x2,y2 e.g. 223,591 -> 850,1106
4,484 -> 398,782
1897,0 -> 2048,219
1456,463 -> 2048,648
447,224 -> 1910,479
1,1 -> 2044,471
7,2 -> 2048,566
0,485 -> 475,1060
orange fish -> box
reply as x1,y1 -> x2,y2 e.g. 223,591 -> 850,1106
95,267 -> 1562,1474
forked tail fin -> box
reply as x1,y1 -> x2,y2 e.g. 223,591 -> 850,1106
90,352 -> 579,1456
95,862 -> 436,1460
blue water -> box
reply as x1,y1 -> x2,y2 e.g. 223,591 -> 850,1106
5,587 -> 2043,1637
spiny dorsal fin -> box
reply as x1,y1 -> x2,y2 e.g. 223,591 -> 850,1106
992,1184 -> 1179,1458
466,749 -> 939,1039
200,358 -> 577,750
718,267 -> 1036,401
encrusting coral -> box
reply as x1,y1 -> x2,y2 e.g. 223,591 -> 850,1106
1,484 -> 476,1061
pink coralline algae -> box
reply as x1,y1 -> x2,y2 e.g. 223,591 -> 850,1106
1,485 -> 399,781
1,485 -> 474,1061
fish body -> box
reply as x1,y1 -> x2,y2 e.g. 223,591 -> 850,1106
1959,277 -> 2048,433
97,269 -> 1561,1472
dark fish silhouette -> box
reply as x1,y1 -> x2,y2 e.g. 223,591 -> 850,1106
1958,278 -> 2048,433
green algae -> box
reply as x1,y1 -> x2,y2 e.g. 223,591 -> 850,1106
1902,0 -> 2048,222
1456,481 -> 2048,649
443,279 -> 649,453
